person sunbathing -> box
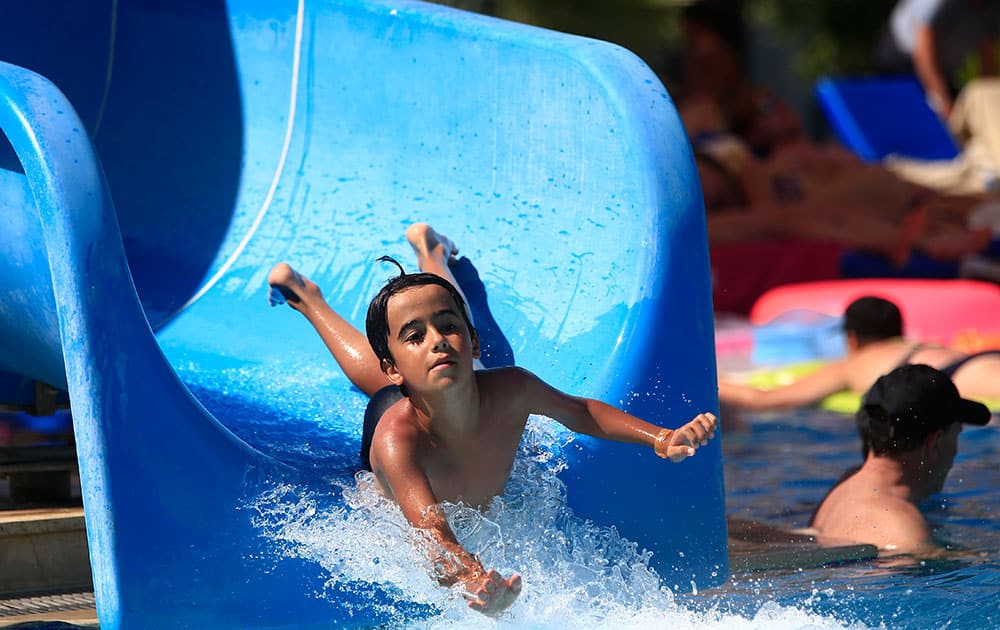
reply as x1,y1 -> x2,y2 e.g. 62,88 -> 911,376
696,136 -> 995,266
670,1 -> 995,264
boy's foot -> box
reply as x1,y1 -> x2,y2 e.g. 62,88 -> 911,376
267,262 -> 321,309
406,223 -> 458,271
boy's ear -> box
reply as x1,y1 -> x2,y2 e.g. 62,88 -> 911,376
381,358 -> 404,386
471,327 -> 481,360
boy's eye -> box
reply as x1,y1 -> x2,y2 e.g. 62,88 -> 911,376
405,332 -> 423,343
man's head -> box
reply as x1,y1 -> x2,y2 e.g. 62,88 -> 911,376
857,364 -> 991,460
365,256 -> 477,370
844,296 -> 903,346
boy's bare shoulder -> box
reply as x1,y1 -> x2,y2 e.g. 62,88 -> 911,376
372,398 -> 426,450
369,397 -> 447,486
475,365 -> 533,379
475,366 -> 538,391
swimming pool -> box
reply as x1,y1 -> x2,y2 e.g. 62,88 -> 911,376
183,358 -> 999,629
714,407 -> 999,630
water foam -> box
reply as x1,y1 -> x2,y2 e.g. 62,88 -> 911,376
249,419 -> 871,629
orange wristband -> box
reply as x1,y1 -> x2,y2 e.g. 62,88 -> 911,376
653,428 -> 671,458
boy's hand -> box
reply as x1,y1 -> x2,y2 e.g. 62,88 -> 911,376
655,412 -> 717,462
464,569 -> 522,616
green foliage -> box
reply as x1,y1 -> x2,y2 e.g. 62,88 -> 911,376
434,0 -> 905,83
746,0 -> 897,80
433,0 -> 681,66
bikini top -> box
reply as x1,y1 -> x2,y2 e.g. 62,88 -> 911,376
895,343 -> 1000,377
895,342 -> 935,369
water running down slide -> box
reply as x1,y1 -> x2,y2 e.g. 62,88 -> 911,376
0,1 -> 724,626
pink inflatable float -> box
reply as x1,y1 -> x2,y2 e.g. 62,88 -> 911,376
750,279 -> 1000,351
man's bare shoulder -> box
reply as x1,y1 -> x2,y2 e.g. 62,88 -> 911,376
816,480 -> 931,552
867,499 -> 933,554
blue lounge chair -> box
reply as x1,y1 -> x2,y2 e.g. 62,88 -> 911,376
815,75 -> 960,162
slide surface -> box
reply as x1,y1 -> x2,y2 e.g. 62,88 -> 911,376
0,1 -> 725,626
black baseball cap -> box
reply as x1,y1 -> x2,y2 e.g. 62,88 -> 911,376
858,364 -> 992,454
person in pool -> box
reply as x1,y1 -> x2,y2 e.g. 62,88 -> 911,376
807,364 -> 992,555
267,223 -> 718,616
718,295 -> 1000,410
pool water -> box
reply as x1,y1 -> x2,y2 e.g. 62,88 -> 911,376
713,407 -> 999,630
182,360 -> 998,629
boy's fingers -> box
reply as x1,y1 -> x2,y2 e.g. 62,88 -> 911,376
509,574 -> 523,593
667,445 -> 696,462
686,427 -> 707,445
691,413 -> 718,444
467,591 -> 488,610
468,600 -> 494,613
696,413 -> 717,432
662,413 -> 717,462
681,427 -> 707,447
692,413 -> 713,428
467,573 -> 521,614
501,575 -> 522,608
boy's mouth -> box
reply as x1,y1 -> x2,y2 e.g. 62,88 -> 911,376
429,357 -> 456,371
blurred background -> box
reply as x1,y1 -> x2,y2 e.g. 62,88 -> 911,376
432,0 -> 1000,318
433,0 -> 905,139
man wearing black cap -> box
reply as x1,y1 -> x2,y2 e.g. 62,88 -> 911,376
809,364 -> 992,554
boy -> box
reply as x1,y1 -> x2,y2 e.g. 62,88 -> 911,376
268,224 -> 717,615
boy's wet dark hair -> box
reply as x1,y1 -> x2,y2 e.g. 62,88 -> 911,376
844,296 -> 903,345
365,256 -> 475,366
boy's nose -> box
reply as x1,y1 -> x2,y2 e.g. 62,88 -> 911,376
429,328 -> 450,351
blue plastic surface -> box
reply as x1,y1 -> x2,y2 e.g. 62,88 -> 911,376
0,371 -> 36,407
816,75 -> 961,162
0,408 -> 73,435
0,1 -> 725,626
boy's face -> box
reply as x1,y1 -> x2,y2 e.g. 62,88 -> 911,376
381,284 -> 479,393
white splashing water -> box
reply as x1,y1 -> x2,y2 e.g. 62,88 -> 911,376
248,420 -> 870,629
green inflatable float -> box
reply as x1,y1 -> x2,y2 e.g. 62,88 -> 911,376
746,361 -> 1000,414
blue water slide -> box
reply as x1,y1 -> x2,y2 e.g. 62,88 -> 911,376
0,0 -> 725,627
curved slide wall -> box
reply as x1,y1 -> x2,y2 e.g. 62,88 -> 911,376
0,1 -> 724,626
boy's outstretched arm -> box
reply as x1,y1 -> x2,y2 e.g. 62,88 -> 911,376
508,368 -> 717,461
370,424 -> 521,615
